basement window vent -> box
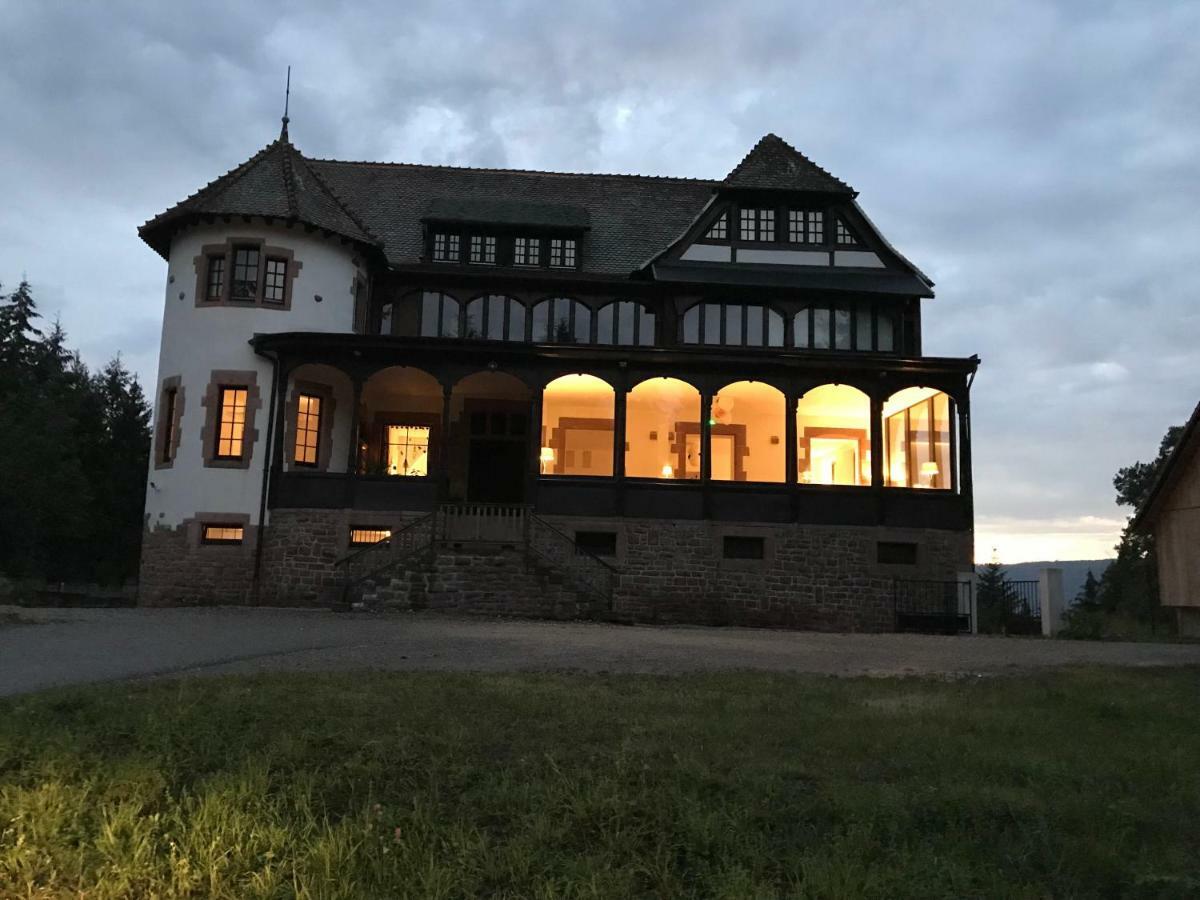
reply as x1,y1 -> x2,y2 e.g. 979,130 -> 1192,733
722,535 -> 765,560
576,531 -> 617,557
202,525 -> 244,545
350,527 -> 392,546
877,541 -> 918,565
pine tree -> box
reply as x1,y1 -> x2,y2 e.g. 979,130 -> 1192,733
976,558 -> 1014,633
1075,570 -> 1101,610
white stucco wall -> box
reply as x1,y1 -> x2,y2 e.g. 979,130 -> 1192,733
144,221 -> 362,530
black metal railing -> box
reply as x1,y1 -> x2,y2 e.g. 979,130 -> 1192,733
978,579 -> 1041,635
526,512 -> 618,610
332,510 -> 437,606
894,579 -> 972,634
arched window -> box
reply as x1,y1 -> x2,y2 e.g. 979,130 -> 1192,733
681,302 -> 783,347
360,366 -> 444,478
419,291 -> 460,338
625,378 -> 701,479
465,294 -> 526,341
710,381 -> 785,483
883,387 -> 954,490
540,374 -> 614,477
796,384 -> 872,486
596,301 -> 655,346
532,298 -> 592,343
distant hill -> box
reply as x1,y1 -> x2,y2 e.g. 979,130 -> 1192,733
1001,559 -> 1114,605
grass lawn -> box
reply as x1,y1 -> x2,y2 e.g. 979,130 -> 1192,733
1,669 -> 1198,899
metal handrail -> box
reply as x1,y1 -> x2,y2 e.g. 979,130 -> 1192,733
333,510 -> 438,605
526,512 -> 617,610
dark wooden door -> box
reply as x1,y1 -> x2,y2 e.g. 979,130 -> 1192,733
468,440 -> 527,503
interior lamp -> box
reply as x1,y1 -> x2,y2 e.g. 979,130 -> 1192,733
920,461 -> 940,486
539,446 -> 555,474
661,464 -> 674,479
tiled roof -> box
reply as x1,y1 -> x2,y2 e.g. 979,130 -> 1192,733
424,197 -> 592,229
723,134 -> 854,194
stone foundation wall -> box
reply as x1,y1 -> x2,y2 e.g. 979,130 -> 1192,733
138,520 -> 256,607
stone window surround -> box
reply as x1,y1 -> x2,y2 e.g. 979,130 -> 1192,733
184,511 -> 256,553
200,369 -> 262,469
193,237 -> 302,310
154,375 -> 185,470
714,524 -> 774,571
285,379 -> 337,472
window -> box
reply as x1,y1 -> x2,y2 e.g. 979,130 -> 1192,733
795,304 -> 893,352
215,386 -> 248,459
723,536 -> 764,560
465,295 -> 526,341
294,393 -> 321,466
202,525 -> 244,545
549,238 -> 577,268
350,527 -> 392,545
704,213 -> 728,240
263,258 -> 287,304
878,541 -> 918,565
532,297 -> 591,343
469,235 -> 497,265
884,388 -> 954,490
739,208 -> 775,242
385,425 -> 430,477
796,384 -> 872,487
432,232 -> 460,263
204,255 -> 225,301
379,302 -> 393,335
596,301 -> 655,346
788,210 -> 823,244
835,219 -> 858,245
625,377 -> 701,479
681,303 -> 784,347
160,387 -> 178,465
710,382 -> 785,483
419,291 -> 460,338
576,531 -> 617,557
541,374 -> 614,477
514,237 -> 541,266
230,247 -> 260,301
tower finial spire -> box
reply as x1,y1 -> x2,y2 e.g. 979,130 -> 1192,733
280,65 -> 291,141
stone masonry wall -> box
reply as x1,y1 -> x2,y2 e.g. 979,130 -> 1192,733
138,521 -> 256,606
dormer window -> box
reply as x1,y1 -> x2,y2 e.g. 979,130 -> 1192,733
739,208 -> 775,242
514,237 -> 541,266
835,220 -> 859,245
230,246 -> 260,301
549,238 -> 577,268
469,235 -> 497,265
788,210 -> 824,244
704,213 -> 728,240
432,232 -> 460,262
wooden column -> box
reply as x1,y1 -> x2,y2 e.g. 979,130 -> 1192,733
870,392 -> 885,525
527,387 -> 542,509
957,393 -> 974,526
614,368 -> 628,516
438,382 -> 452,501
343,373 -> 364,508
269,358 -> 291,484
700,388 -> 713,519
785,388 -> 799,523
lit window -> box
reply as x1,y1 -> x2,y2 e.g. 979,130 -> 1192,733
549,238 -> 577,268
884,388 -> 953,490
230,247 -> 260,301
386,425 -> 430,477
541,375 -> 614,477
739,208 -> 775,241
514,237 -> 541,266
465,295 -> 526,341
681,303 -> 783,347
215,386 -> 248,459
710,381 -> 785,483
532,297 -> 591,343
432,233 -> 460,262
705,213 -> 728,240
835,220 -> 858,245
205,255 -> 225,301
596,301 -> 655,346
788,210 -> 823,244
202,525 -> 244,545
625,377 -> 701,480
797,384 -> 872,487
263,258 -> 287,304
418,291 -> 460,338
350,527 -> 392,545
294,393 -> 321,466
469,235 -> 497,265
160,386 -> 178,464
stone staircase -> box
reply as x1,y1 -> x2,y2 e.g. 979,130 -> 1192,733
332,504 -> 617,620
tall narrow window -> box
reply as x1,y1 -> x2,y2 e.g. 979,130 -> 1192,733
419,291 -> 461,338
597,301 -> 655,346
205,255 -> 225,301
215,386 -> 249,459
797,384 -> 872,487
294,393 -> 321,466
625,378 -> 701,480
263,258 -> 287,304
541,374 -> 615,477
465,295 -> 525,341
230,247 -> 260,301
386,425 -> 430,476
160,387 -> 178,464
883,388 -> 954,490
514,237 -> 541,266
705,213 -> 728,240
469,235 -> 497,265
549,238 -> 577,268
432,233 -> 460,262
532,297 -> 591,343
681,303 -> 783,347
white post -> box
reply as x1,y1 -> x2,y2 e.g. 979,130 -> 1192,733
958,571 -> 979,635
1039,567 -> 1065,636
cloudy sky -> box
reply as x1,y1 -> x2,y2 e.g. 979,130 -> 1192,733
2,0 -> 1196,562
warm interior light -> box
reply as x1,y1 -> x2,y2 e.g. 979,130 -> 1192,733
661,464 -> 674,478
920,461 -> 940,476
540,446 -> 556,462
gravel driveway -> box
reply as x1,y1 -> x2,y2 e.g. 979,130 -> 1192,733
2,606 -> 1198,697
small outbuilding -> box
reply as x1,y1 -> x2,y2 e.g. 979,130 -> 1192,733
1135,402 -> 1200,636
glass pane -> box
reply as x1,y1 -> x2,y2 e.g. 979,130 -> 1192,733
420,292 -> 439,337
541,374 -> 614,477
683,306 -> 700,344
878,313 -> 894,351
887,413 -> 907,486
380,303 -> 393,336
746,306 -> 763,347
617,301 -> 635,345
596,303 -> 614,344
726,305 -> 744,346
835,308 -> 852,349
574,304 -> 591,343
441,296 -> 459,337
508,300 -> 525,341
797,384 -> 871,487
625,378 -> 700,479
386,425 -> 430,477
487,296 -> 505,340
710,382 -> 784,482
767,310 -> 784,347
703,303 -> 721,345
464,299 -> 483,338
910,400 -> 934,487
639,310 -> 655,346
794,310 -> 809,348
532,300 -> 549,342
813,308 -> 830,349
855,307 -> 873,350
933,393 -> 952,490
